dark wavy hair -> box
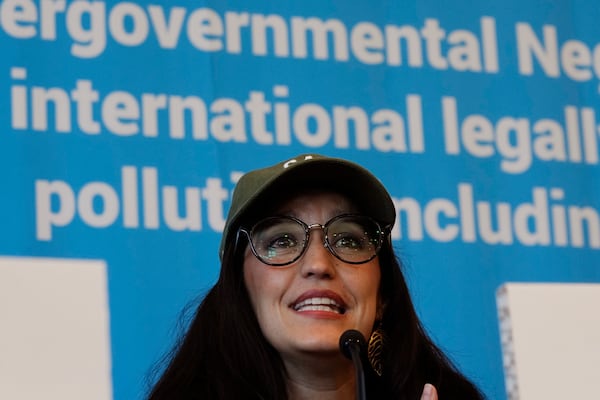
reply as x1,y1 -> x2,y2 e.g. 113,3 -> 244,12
146,229 -> 485,399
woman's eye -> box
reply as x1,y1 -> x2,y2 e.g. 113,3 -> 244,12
332,233 -> 364,249
267,234 -> 298,249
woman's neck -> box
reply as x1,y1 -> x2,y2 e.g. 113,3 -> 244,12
284,354 -> 357,400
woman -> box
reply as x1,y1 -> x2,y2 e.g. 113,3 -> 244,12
147,154 -> 484,399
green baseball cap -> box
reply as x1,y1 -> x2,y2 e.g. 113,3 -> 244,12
219,154 -> 396,259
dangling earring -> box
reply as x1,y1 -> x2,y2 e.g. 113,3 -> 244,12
368,324 -> 386,377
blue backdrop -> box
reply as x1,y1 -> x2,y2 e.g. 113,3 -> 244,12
2,0 -> 600,398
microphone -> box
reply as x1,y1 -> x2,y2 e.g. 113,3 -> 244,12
339,329 -> 367,400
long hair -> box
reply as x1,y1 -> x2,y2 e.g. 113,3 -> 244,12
147,235 -> 484,399
375,243 -> 485,399
147,232 -> 288,399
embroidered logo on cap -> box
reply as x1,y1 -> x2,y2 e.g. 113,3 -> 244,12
283,155 -> 315,169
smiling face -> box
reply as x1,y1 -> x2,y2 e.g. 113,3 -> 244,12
243,191 -> 381,363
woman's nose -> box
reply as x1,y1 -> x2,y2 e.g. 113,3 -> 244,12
298,230 -> 337,279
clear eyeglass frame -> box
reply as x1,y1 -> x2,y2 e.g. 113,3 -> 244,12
239,213 -> 390,266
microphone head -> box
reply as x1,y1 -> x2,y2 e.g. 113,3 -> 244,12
339,329 -> 367,360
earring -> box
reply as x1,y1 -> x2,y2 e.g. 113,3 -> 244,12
368,324 -> 386,377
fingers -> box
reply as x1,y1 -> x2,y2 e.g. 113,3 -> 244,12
420,383 -> 438,400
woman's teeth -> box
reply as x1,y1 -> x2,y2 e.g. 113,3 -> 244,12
293,297 -> 346,314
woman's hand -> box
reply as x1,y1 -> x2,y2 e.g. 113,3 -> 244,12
420,383 -> 438,400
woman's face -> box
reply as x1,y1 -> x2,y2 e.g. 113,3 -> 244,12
243,191 -> 381,362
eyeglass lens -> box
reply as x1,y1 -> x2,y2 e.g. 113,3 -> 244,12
248,215 -> 383,266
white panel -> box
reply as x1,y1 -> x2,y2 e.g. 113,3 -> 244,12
497,282 -> 600,400
0,256 -> 113,400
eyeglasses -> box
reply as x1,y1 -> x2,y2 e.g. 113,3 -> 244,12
239,214 -> 389,266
